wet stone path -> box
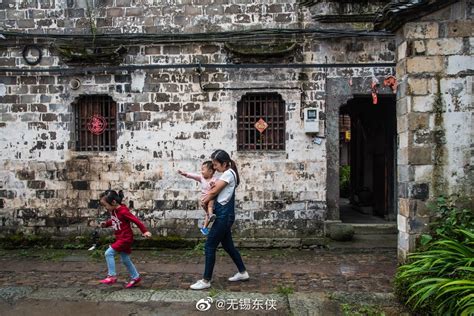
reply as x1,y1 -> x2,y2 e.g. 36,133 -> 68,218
0,248 -> 397,294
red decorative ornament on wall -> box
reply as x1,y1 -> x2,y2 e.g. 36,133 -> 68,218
254,118 -> 268,133
87,114 -> 108,135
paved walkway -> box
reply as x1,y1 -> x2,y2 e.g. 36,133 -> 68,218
0,248 -> 406,315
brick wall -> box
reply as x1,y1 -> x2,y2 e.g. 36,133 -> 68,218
0,0 -> 396,240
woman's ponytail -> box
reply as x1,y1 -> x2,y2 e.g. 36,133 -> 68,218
230,159 -> 240,186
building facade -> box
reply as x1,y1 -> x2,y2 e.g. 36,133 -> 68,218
0,0 -> 472,258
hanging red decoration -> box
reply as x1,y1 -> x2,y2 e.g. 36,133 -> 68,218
254,118 -> 268,133
87,114 -> 108,135
371,80 -> 379,105
383,75 -> 398,93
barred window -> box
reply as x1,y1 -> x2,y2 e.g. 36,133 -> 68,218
237,93 -> 286,151
74,95 -> 117,151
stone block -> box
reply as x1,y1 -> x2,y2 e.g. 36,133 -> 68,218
398,231 -> 417,254
407,78 -> 429,95
446,21 -> 474,37
426,38 -> 463,56
106,8 -> 124,17
397,214 -> 408,233
396,96 -> 410,116
398,198 -> 412,217
412,40 -> 426,55
412,95 -> 435,112
399,131 -> 410,148
328,223 -> 354,241
409,183 -> 429,200
447,55 -> 474,75
408,112 -> 430,130
409,216 -> 430,233
397,115 -> 408,133
413,165 -> 433,182
406,56 -> 444,73
408,147 -> 432,165
404,22 -> 439,39
133,112 -> 151,121
398,164 -> 414,182
398,147 -> 408,165
72,181 -> 89,190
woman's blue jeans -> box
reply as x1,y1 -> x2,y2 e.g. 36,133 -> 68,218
203,212 -> 246,281
105,246 -> 139,279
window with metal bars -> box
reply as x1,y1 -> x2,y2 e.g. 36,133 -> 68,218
237,93 -> 286,151
74,95 -> 117,151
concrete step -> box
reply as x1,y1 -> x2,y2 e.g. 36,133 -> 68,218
351,223 -> 398,235
328,234 -> 397,250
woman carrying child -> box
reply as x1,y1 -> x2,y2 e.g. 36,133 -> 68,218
190,150 -> 249,290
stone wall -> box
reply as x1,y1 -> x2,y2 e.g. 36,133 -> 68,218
395,1 -> 474,258
0,0 -> 395,241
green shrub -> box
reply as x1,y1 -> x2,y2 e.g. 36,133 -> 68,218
421,196 -> 474,246
395,229 -> 474,315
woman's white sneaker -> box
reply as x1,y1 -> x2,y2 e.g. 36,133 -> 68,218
190,279 -> 211,290
228,271 -> 249,282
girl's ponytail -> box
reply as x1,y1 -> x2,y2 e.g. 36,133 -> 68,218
100,189 -> 125,205
118,190 -> 124,204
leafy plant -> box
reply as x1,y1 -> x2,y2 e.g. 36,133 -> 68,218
39,250 -> 67,261
183,241 -> 206,257
208,288 -> 221,298
396,229 -> 474,315
341,303 -> 385,316
421,196 -> 474,245
275,284 -> 294,296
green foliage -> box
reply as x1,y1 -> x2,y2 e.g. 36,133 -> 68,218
39,250 -> 67,261
208,288 -> 221,298
274,284 -> 294,296
424,196 -> 474,243
395,229 -> 474,315
340,165 -> 351,198
341,303 -> 385,316
184,241 -> 206,257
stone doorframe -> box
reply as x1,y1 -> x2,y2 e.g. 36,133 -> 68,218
325,76 -> 397,220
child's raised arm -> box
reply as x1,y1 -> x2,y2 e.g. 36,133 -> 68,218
177,170 -> 202,182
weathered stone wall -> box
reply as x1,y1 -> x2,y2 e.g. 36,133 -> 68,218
396,0 -> 474,258
0,0 -> 395,241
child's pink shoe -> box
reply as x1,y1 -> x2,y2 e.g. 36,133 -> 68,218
125,277 -> 141,288
99,276 -> 117,285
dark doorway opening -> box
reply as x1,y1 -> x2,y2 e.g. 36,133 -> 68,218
339,95 -> 397,223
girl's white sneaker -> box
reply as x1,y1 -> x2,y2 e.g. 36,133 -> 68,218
228,271 -> 249,282
190,279 -> 211,290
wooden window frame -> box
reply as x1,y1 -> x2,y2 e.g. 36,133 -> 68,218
73,95 -> 117,152
237,93 -> 286,151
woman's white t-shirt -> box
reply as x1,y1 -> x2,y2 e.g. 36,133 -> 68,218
216,169 -> 237,205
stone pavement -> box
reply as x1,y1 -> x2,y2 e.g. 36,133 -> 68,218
0,247 -> 407,315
